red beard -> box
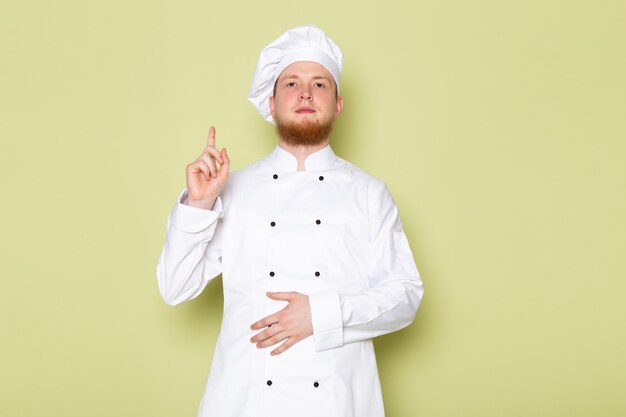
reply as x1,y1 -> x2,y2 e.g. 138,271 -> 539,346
275,115 -> 334,147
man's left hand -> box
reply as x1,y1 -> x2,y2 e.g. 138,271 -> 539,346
250,292 -> 313,355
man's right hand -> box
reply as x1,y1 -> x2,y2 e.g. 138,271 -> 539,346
185,126 -> 230,210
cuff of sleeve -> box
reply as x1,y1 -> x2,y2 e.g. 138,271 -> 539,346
171,189 -> 223,233
309,289 -> 344,351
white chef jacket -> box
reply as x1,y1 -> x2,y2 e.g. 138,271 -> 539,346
157,144 -> 424,417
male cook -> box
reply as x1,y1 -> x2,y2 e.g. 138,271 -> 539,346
157,24 -> 424,417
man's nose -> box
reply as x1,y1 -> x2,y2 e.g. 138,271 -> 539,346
299,88 -> 312,100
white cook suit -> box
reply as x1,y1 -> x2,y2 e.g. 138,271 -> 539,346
157,144 -> 424,417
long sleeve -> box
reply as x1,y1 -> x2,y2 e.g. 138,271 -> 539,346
156,189 -> 224,306
309,181 -> 424,351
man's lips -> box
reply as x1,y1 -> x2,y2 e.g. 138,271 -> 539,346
295,108 -> 316,114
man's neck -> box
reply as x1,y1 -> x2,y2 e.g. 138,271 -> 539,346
278,139 -> 330,172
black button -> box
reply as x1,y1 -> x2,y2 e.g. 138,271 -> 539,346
313,381 -> 320,388
273,174 -> 278,179
315,219 -> 321,225
270,221 -> 276,227
267,380 -> 273,386
319,176 -> 324,181
269,271 -> 275,277
314,271 -> 320,277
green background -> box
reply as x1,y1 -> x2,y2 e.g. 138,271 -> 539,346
1,1 -> 625,416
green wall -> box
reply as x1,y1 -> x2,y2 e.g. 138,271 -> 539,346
1,1 -> 625,416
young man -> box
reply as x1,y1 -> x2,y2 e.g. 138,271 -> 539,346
157,24 -> 424,417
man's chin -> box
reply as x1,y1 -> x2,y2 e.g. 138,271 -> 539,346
275,116 -> 334,147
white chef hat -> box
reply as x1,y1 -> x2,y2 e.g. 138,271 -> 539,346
248,24 -> 344,123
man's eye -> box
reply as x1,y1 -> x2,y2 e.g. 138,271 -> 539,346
314,82 -> 325,88
287,82 -> 296,87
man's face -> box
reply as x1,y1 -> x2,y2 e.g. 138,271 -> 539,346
269,61 -> 343,146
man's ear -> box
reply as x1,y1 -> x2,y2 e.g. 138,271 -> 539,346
269,95 -> 275,118
335,96 -> 344,117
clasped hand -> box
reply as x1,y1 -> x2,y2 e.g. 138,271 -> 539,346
250,292 -> 313,356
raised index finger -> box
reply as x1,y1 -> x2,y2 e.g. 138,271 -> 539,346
207,126 -> 216,148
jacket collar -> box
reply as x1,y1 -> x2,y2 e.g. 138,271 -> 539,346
266,144 -> 337,172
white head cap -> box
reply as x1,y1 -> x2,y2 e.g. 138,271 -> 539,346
248,24 -> 344,124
